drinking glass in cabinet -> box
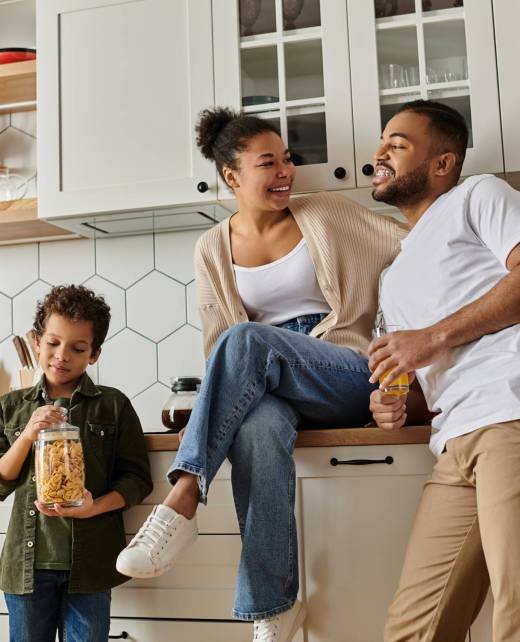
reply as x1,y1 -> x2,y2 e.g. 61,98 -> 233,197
282,0 -> 321,30
241,46 -> 279,108
285,40 -> 324,101
374,0 -> 415,19
376,27 -> 419,89
239,0 -> 276,37
424,20 -> 468,84
287,109 -> 327,166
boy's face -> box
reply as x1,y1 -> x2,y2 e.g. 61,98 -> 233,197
35,313 -> 100,396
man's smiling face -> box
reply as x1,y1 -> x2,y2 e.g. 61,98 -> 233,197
372,111 -> 436,208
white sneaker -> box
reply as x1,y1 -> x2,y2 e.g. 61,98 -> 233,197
116,504 -> 198,578
253,600 -> 306,641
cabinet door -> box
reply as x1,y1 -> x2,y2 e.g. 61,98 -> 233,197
348,0 -> 503,186
214,0 -> 356,193
493,0 -> 520,173
37,0 -> 217,219
296,444 -> 435,642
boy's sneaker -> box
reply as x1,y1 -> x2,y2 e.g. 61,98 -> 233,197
116,504 -> 198,578
253,600 -> 306,641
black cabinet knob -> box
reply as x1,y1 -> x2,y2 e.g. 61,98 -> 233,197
334,167 -> 347,180
197,181 -> 209,193
362,163 -> 374,176
109,632 -> 128,639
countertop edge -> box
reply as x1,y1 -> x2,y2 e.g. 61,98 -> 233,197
144,426 -> 431,452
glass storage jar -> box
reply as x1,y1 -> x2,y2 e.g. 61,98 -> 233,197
34,408 -> 85,507
161,376 -> 201,432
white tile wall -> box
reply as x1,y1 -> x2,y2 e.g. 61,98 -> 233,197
0,230 -> 207,431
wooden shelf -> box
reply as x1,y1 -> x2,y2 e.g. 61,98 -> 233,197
0,198 -> 76,244
0,60 -> 37,114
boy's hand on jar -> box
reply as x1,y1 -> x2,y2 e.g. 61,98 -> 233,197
370,389 -> 407,430
35,490 -> 94,519
22,405 -> 66,442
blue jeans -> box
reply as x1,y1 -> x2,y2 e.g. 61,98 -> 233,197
5,571 -> 111,642
168,319 -> 375,620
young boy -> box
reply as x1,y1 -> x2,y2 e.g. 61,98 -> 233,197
0,285 -> 153,642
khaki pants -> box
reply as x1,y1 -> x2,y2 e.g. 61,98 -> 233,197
385,420 -> 520,642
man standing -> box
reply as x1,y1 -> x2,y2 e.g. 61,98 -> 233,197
367,99 -> 520,642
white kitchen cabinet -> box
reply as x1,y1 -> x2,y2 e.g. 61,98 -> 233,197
213,0 -> 357,193
215,1 -> 504,195
0,446 -> 494,639
296,444 -> 435,641
492,0 -> 520,174
348,0 -> 503,186
37,0 -> 217,220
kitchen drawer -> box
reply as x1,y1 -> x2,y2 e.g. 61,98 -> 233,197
108,618 -> 252,642
295,443 -> 435,479
126,452 -> 239,535
0,613 -> 7,637
112,534 -> 241,619
124,479 -> 239,535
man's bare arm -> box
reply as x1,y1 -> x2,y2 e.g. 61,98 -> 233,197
368,243 -> 520,385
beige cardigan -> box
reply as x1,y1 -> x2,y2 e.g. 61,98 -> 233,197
194,191 -> 406,359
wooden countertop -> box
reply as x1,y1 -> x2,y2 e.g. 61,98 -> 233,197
144,426 -> 431,452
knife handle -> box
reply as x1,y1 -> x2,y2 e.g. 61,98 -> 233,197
20,337 -> 34,368
12,336 -> 29,368
25,330 -> 39,365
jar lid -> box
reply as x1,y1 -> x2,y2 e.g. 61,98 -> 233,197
37,427 -> 79,441
171,376 -> 201,392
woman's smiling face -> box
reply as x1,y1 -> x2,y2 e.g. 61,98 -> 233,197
224,131 -> 296,213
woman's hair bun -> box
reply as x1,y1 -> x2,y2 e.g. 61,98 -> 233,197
196,107 -> 238,160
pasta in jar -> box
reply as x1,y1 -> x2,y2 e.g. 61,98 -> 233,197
35,426 -> 85,507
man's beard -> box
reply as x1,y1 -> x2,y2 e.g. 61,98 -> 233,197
372,160 -> 430,208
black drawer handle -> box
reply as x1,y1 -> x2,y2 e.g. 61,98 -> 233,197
330,456 -> 394,466
109,633 -> 128,639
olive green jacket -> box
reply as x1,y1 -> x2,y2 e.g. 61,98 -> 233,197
0,375 -> 153,594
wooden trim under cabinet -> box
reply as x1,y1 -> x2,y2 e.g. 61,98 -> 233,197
0,60 -> 37,114
0,198 -> 77,244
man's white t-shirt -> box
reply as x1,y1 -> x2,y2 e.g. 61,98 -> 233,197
380,174 -> 520,456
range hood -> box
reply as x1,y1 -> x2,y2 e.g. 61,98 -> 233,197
48,203 -> 232,238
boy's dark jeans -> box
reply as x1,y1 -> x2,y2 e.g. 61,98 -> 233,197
5,570 -> 111,642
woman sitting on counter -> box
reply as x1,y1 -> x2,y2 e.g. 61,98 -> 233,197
117,107 -> 405,641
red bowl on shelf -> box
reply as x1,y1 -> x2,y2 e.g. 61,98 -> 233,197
0,48 -> 37,65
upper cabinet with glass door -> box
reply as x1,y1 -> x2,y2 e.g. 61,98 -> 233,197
348,0 -> 503,187
214,0 -> 356,194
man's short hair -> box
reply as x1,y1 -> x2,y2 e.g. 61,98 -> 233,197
396,99 -> 469,177
33,285 -> 111,354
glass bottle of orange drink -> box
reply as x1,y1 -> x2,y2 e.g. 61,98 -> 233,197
373,324 -> 409,396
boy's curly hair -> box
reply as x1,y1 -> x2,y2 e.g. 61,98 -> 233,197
33,285 -> 111,354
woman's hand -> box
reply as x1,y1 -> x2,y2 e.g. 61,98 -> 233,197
370,389 -> 408,430
21,405 -> 66,443
35,489 -> 95,519
178,427 -> 186,443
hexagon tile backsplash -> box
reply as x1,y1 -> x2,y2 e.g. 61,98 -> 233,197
0,230 -> 206,431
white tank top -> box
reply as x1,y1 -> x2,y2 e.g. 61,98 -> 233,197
233,238 -> 331,325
